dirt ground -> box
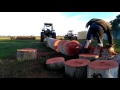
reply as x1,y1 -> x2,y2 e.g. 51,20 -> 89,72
28,42 -> 79,78
28,47 -> 79,78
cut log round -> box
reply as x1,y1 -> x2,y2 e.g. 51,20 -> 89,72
46,57 -> 65,70
72,40 -> 80,44
111,53 -> 120,77
88,45 -> 116,60
58,40 -> 81,56
112,54 -> 120,65
87,60 -> 119,78
17,48 -> 37,61
88,46 -> 95,54
79,54 -> 99,62
65,59 -> 90,78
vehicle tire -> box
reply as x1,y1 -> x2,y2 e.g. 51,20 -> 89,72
68,37 -> 71,39
64,35 -> 67,39
75,36 -> 77,40
52,33 -> 56,39
41,32 -> 44,42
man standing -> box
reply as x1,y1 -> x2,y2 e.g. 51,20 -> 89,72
80,18 -> 117,55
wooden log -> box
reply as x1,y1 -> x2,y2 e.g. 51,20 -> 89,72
58,40 -> 81,56
111,53 -> 120,77
53,40 -> 61,52
72,40 -> 80,44
79,54 -> 99,62
17,48 -> 37,61
46,57 -> 65,70
112,54 -> 120,65
88,46 -> 95,54
44,37 -> 61,52
93,46 -> 102,55
93,45 -> 116,59
87,60 -> 119,78
65,59 -> 90,78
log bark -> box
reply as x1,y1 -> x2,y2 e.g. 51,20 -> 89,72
93,46 -> 101,55
87,60 -> 119,78
17,48 -> 37,61
46,57 -> 65,70
88,45 -> 116,60
79,54 -> 99,62
44,37 -> 61,52
112,54 -> 120,65
65,59 -> 90,78
111,53 -> 120,77
88,46 -> 95,54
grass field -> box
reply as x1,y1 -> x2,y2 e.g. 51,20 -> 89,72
0,36 -> 64,40
0,38 -> 120,78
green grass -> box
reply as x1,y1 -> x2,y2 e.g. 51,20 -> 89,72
0,40 -> 52,60
0,40 -> 65,78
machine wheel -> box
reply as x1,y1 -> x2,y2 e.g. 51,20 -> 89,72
75,36 -> 77,40
41,32 -> 45,42
52,33 -> 56,39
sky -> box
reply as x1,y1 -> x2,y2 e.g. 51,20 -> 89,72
0,12 -> 120,36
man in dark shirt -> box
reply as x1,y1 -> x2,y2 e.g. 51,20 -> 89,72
80,18 -> 117,55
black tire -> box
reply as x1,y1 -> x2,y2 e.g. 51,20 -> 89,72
68,36 -> 71,39
75,36 -> 77,40
52,33 -> 56,39
41,32 -> 44,42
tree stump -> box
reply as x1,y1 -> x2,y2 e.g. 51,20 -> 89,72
17,48 -> 37,61
46,57 -> 65,70
88,46 -> 95,54
79,54 -> 99,62
87,60 -> 119,78
93,46 -> 101,55
111,53 -> 120,77
65,59 -> 90,78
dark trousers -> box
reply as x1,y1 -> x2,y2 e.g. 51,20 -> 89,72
86,24 -> 114,45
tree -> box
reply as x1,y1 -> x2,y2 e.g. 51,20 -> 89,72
110,14 -> 120,40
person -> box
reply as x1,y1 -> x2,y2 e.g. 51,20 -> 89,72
80,18 -> 117,55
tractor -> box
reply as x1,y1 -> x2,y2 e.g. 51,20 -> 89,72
64,30 -> 77,40
40,23 -> 56,42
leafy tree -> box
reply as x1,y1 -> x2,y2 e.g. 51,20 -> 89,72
110,14 -> 120,30
109,14 -> 120,40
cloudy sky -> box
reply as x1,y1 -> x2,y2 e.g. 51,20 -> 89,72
0,12 -> 120,36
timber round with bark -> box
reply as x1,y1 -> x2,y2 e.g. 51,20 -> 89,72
111,53 -> 120,77
58,40 -> 81,56
87,60 -> 119,78
46,57 -> 65,70
65,59 -> 90,78
17,48 -> 37,61
44,37 -> 61,52
79,54 -> 99,62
